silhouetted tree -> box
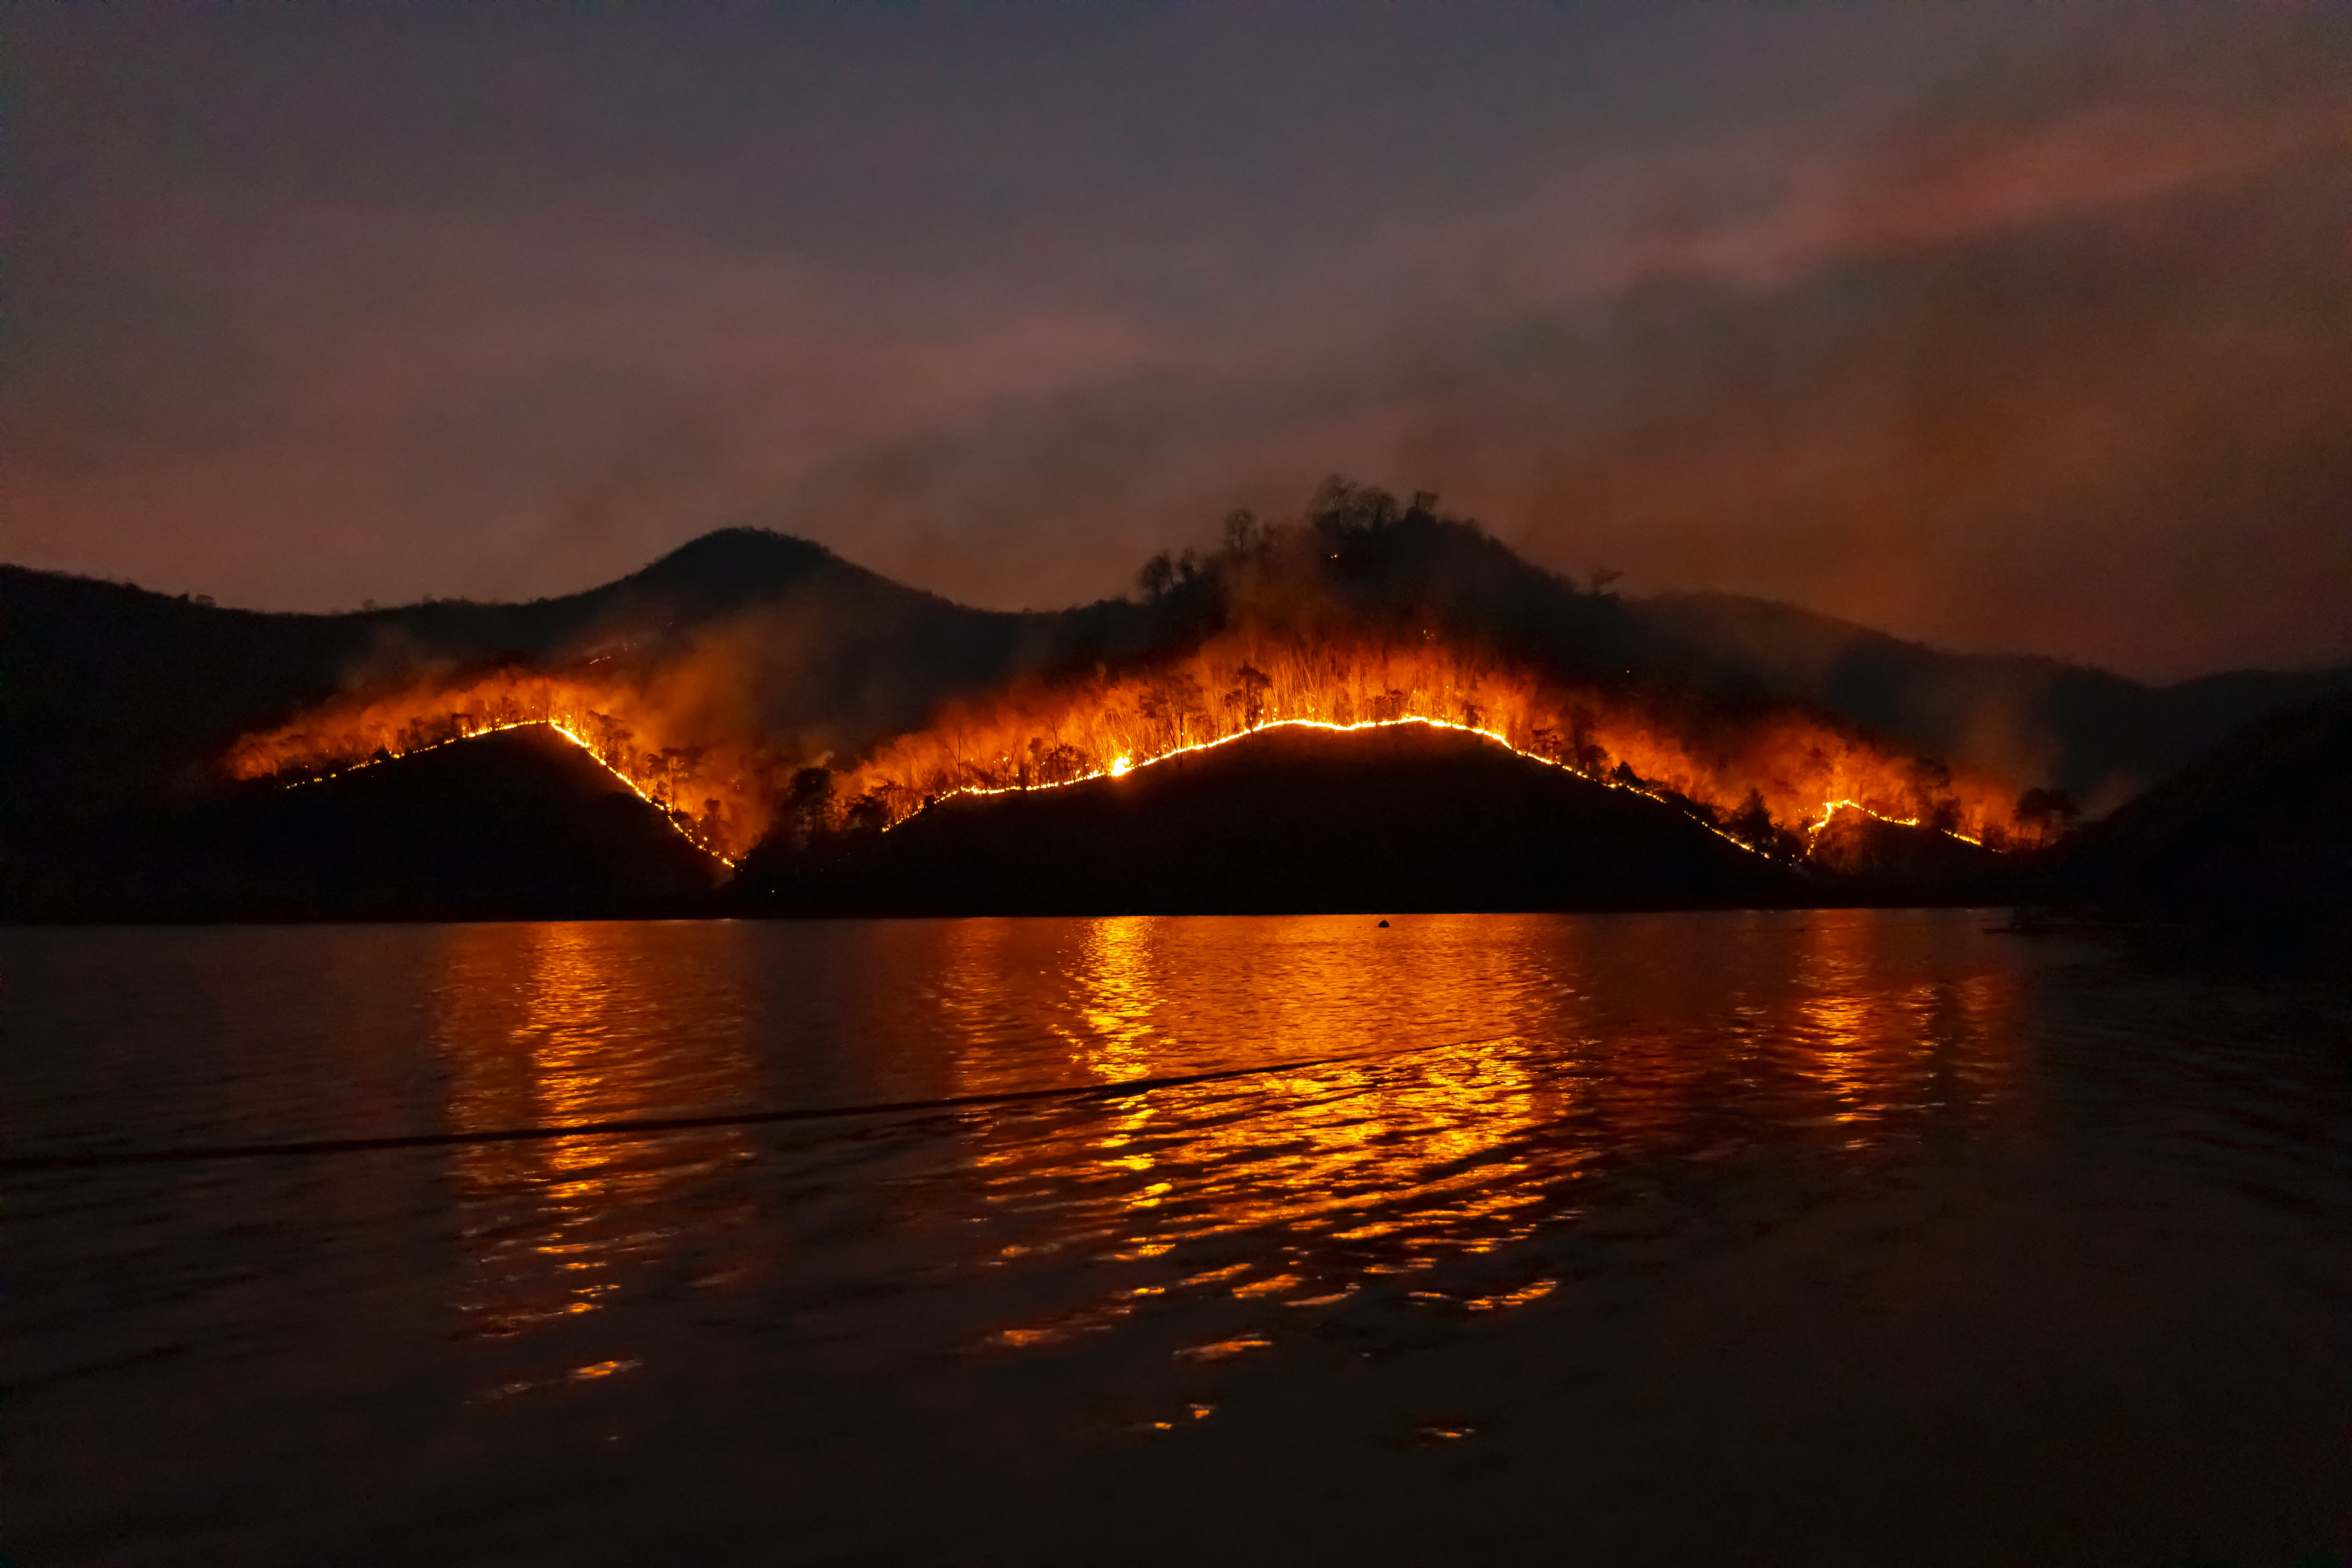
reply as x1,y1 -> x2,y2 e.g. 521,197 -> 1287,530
1569,709 -> 1610,775
2014,786 -> 2081,843
843,791 -> 890,837
1139,670 -> 1206,743
1230,664 -> 1274,727
1728,788 -> 1773,848
1906,756 -> 1953,821
787,766 -> 835,846
1137,552 -> 1176,603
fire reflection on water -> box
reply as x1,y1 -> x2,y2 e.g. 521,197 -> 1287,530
1795,915 -> 2020,1132
1072,917 -> 1159,1083
15,916 -> 2343,1565
432,924 -> 756,1384
415,914 -> 2027,1376
931,914 -> 2024,1347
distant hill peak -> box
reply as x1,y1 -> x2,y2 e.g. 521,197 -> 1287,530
605,526 -> 983,622
634,527 -> 840,578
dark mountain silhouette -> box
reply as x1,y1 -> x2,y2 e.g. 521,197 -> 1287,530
1633,592 -> 2348,813
2,727 -> 725,923
12,499 -> 2335,835
2043,689 -> 2352,930
7,483 -> 2340,923
1805,811 -> 2009,905
1136,488 -> 2342,817
739,723 -> 1805,917
1,530 -> 1138,839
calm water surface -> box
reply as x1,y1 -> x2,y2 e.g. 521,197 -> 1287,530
4,912 -> 2347,1564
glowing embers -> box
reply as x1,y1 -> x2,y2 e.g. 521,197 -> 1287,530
828,632 -> 2031,855
230,669 -> 749,864
298,716 -> 729,858
229,623 -> 2040,875
322,718 -> 735,865
904,714 -> 1782,861
1806,797 -> 1985,849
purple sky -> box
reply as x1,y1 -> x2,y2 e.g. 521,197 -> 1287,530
9,3 -> 2350,679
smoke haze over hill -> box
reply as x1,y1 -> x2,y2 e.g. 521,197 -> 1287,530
9,5 -> 2349,680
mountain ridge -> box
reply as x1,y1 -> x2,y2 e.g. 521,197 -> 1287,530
7,510 -> 2343,846
1633,590 -> 2349,811
739,721 -> 1805,918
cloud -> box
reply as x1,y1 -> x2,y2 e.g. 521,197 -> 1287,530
7,4 -> 2348,679
709,12 -> 2352,676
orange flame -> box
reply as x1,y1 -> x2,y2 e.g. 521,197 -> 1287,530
830,632 -> 2025,853
224,669 -> 767,863
226,629 -> 2050,871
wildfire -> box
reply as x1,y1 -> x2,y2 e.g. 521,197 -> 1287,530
1805,799 -> 1985,848
823,631 -> 2033,857
226,629 -> 2046,874
226,671 -> 765,863
299,718 -> 738,867
931,714 -> 1790,855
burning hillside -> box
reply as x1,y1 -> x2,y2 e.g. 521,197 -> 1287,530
9,726 -> 726,923
747,720 -> 1802,916
775,487 -> 2054,860
224,667 -> 780,863
821,629 -> 2028,857
223,627 -> 2033,875
221,486 -> 2067,879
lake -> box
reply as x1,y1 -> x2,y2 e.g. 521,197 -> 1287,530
4,912 -> 2346,1564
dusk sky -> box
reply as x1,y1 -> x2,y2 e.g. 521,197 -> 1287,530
10,3 -> 2350,680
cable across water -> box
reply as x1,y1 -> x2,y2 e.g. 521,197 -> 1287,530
0,1034 -> 1506,1174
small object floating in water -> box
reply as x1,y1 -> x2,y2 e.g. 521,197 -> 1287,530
1377,919 -> 1389,928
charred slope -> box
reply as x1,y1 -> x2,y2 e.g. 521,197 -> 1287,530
2,727 -> 725,922
2046,690 -> 2352,928
744,724 -> 1800,917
